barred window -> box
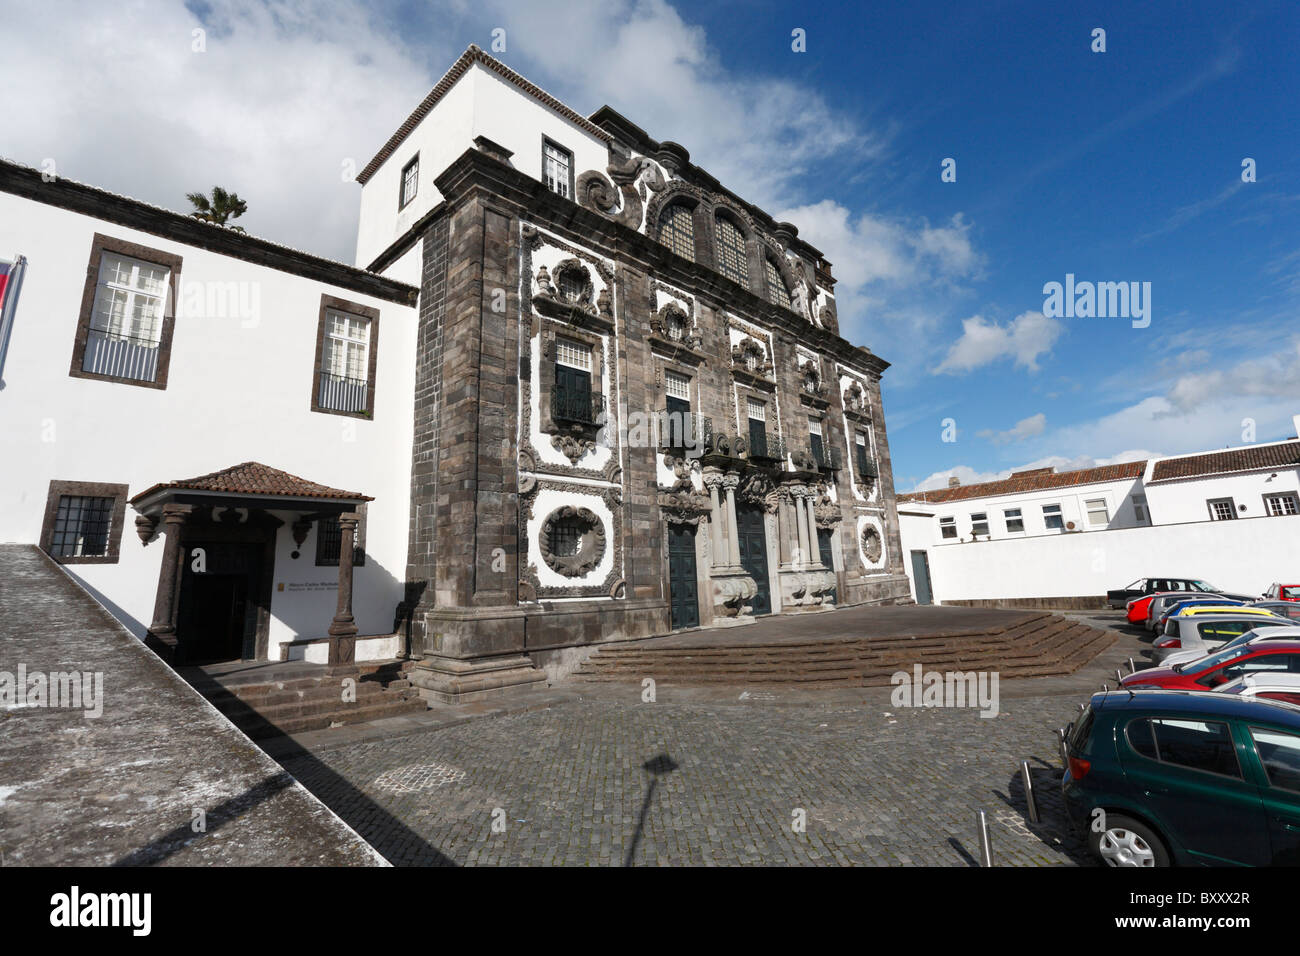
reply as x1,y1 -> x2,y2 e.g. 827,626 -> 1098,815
50,495 -> 114,558
808,418 -> 822,437
555,337 -> 592,370
550,517 -> 584,557
84,252 -> 170,382
660,204 -> 695,262
715,215 -> 749,286
765,257 -> 792,308
318,309 -> 372,414
315,513 -> 366,567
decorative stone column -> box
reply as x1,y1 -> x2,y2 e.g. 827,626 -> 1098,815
702,468 -> 727,569
776,490 -> 796,569
802,496 -> 823,568
792,485 -> 812,568
144,503 -> 193,661
722,472 -> 742,569
327,511 -> 360,672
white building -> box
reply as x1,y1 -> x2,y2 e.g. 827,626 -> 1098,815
899,421 -> 1300,607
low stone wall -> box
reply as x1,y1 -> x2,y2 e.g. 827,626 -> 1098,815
941,595 -> 1108,610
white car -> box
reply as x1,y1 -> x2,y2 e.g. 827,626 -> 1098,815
1160,623 -> 1300,668
1214,672 -> 1300,707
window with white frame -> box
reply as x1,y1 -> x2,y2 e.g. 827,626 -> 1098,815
747,397 -> 766,422
543,140 -> 572,198
85,252 -> 170,382
1042,503 -> 1064,531
970,512 -> 989,537
1132,494 -> 1149,523
1085,498 -> 1110,528
665,369 -> 690,401
319,309 -> 372,412
1004,507 -> 1024,533
1265,493 -> 1299,517
1207,498 -> 1237,521
939,516 -> 957,539
399,155 -> 419,209
556,337 -> 592,371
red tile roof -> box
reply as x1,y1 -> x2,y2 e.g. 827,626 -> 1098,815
1149,440 -> 1300,482
898,461 -> 1147,505
131,462 -> 372,505
356,45 -> 612,185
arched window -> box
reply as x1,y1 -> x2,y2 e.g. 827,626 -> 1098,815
659,204 -> 695,262
715,214 -> 749,286
765,256 -> 792,309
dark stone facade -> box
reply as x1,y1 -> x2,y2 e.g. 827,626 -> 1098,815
398,130 -> 912,700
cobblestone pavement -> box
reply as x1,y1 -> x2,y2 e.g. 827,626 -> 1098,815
281,688 -> 1099,866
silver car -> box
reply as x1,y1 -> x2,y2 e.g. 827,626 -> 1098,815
1145,592 -> 1224,631
1156,620 -> 1300,666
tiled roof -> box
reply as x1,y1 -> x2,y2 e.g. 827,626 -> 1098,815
898,461 -> 1147,505
1149,440 -> 1300,482
356,45 -> 612,185
131,462 -> 372,505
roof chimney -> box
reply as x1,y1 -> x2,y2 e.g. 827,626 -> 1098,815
1292,412 -> 1300,439
947,476 -> 961,488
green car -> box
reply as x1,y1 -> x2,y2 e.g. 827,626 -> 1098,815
1062,690 -> 1300,866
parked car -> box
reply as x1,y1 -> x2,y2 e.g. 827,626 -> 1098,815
1121,641 -> 1300,691
1062,689 -> 1300,866
1263,584 -> 1300,603
1145,591 -> 1224,631
1108,578 -> 1214,609
1156,600 -> 1266,635
1153,617 -> 1298,664
1253,601 -> 1300,622
1216,673 -> 1300,707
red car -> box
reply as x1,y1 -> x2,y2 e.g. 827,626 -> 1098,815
1126,591 -> 1178,625
1264,583 -> 1300,603
1121,640 -> 1300,691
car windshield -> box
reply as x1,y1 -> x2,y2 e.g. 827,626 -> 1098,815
1190,581 -> 1218,592
1176,645 -> 1253,675
1283,586 -> 1300,600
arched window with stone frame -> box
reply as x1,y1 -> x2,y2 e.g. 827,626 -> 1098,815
764,255 -> 792,309
714,212 -> 749,287
659,203 -> 696,262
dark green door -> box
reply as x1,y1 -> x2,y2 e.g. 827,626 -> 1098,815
816,528 -> 837,604
737,504 -> 771,616
667,524 -> 699,630
910,550 -> 933,605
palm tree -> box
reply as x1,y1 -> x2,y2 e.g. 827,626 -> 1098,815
185,186 -> 248,232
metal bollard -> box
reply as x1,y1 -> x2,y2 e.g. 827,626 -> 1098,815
1128,657 -> 1136,674
1116,668 -> 1123,683
1057,727 -> 1069,769
977,810 -> 992,867
1078,703 -> 1086,713
1101,682 -> 1109,692
1021,760 -> 1040,825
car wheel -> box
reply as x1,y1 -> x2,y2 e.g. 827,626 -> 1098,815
1091,814 -> 1169,867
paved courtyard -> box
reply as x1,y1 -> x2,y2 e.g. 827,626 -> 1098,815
280,682 -> 1110,866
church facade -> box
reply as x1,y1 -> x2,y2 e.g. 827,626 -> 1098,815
0,45 -> 911,702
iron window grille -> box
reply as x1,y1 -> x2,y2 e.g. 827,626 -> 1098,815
715,215 -> 749,286
315,515 -> 366,567
660,204 -> 695,262
50,495 -> 114,558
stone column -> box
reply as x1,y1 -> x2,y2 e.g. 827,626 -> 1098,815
327,512 -> 360,671
722,473 -> 742,568
776,492 -> 795,568
805,497 -> 825,568
145,503 -> 193,661
703,468 -> 726,569
795,489 -> 813,569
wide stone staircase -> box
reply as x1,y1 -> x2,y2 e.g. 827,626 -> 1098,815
573,612 -> 1117,687
184,660 -> 428,740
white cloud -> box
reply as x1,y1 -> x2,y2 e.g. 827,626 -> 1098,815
2,1 -> 452,263
977,412 -> 1047,446
908,448 -> 1156,494
935,310 -> 1063,374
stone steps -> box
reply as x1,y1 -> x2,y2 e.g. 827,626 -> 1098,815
188,659 -> 428,740
573,615 -> 1117,686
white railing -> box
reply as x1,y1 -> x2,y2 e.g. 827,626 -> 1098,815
82,328 -> 159,382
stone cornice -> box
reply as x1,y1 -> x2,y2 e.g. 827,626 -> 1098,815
431,147 -> 890,377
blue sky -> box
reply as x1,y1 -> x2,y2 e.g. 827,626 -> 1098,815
5,1 -> 1298,489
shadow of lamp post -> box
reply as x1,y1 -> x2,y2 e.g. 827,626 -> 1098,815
625,753 -> 678,867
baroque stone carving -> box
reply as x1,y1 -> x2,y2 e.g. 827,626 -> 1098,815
576,155 -> 667,231
860,524 -> 883,564
731,336 -> 771,374
843,380 -> 871,417
539,506 -> 606,578
659,459 -> 711,524
650,302 -> 702,349
813,483 -> 842,528
551,432 -> 597,465
713,573 -> 758,617
738,472 -> 780,514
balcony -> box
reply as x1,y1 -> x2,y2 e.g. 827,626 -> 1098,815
318,371 -> 369,413
658,411 -> 712,455
748,434 -> 787,464
82,328 -> 159,382
856,457 -> 879,479
552,388 -> 605,426
814,444 -> 840,472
